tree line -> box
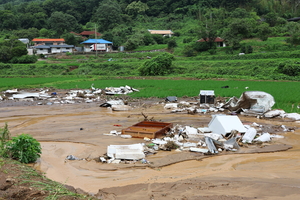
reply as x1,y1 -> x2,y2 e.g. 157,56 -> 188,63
1,0 -> 300,57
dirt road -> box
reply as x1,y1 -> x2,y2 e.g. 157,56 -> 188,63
1,101 -> 300,200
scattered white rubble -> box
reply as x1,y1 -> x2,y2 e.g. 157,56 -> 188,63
254,133 -> 271,142
105,85 -> 139,95
283,113 -> 300,121
107,144 -> 145,160
111,105 -> 131,111
264,109 -> 286,118
242,127 -> 257,143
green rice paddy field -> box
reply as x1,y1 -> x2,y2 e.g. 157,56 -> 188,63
0,77 -> 299,113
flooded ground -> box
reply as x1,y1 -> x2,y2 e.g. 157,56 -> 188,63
1,101 -> 300,199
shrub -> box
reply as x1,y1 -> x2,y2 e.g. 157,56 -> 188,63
167,39 -> 177,49
0,123 -> 10,156
182,45 -> 196,57
208,49 -> 217,55
5,134 -> 41,164
194,42 -> 210,52
277,63 -> 300,76
9,55 -> 38,63
183,38 -> 193,43
139,52 -> 175,76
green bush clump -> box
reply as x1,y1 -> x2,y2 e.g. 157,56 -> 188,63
139,52 -> 175,76
9,55 -> 38,64
278,63 -> 300,76
5,134 -> 41,164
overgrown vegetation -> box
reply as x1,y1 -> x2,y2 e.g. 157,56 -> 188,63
0,124 -> 41,164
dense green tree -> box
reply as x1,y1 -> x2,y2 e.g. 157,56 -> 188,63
48,11 -> 81,36
256,22 -> 271,41
222,18 -> 256,49
12,28 -> 39,40
0,10 -> 19,30
62,33 -> 78,45
264,12 -> 279,27
11,46 -> 28,58
93,0 -> 122,32
39,28 -> 52,38
125,1 -> 149,17
0,46 -> 12,63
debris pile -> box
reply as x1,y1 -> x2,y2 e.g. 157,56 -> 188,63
0,85 -> 139,106
98,115 -> 292,164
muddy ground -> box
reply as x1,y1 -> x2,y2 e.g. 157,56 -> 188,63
1,95 -> 300,200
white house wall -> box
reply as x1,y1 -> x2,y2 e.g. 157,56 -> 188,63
36,49 -> 49,54
51,48 -> 73,53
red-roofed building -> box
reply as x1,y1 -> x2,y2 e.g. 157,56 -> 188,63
32,38 -> 65,46
80,31 -> 101,38
197,37 -> 226,47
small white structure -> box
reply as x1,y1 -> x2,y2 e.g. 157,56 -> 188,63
199,90 -> 215,104
208,115 -> 247,136
148,30 -> 174,37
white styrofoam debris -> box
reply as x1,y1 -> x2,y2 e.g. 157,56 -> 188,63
111,105 -> 131,111
120,135 -> 132,139
179,101 -> 190,106
283,113 -> 300,121
182,142 -> 197,148
264,110 -> 286,118
107,100 -> 124,105
100,157 -> 107,163
242,127 -> 257,143
281,125 -> 288,132
151,139 -> 167,145
254,133 -> 271,142
164,103 -> 178,109
185,126 -> 198,135
13,93 -> 40,99
203,133 -> 222,141
107,144 -> 145,160
270,134 -> 284,139
197,127 -> 211,133
189,147 -> 209,153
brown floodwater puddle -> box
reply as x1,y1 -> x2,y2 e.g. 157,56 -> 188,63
2,103 -> 300,194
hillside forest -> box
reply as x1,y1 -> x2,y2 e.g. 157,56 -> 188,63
1,0 -> 300,50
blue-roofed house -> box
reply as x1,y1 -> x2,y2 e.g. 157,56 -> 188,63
81,39 -> 113,52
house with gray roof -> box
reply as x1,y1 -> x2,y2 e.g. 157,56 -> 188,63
34,45 -> 74,54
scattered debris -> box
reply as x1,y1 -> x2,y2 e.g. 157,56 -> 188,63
165,96 -> 177,102
223,91 -> 275,115
104,85 -> 139,95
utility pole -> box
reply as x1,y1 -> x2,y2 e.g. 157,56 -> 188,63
95,24 -> 97,58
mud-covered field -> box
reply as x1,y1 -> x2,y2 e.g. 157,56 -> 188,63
1,96 -> 300,200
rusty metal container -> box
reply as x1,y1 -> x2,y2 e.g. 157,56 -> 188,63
122,121 -> 173,139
